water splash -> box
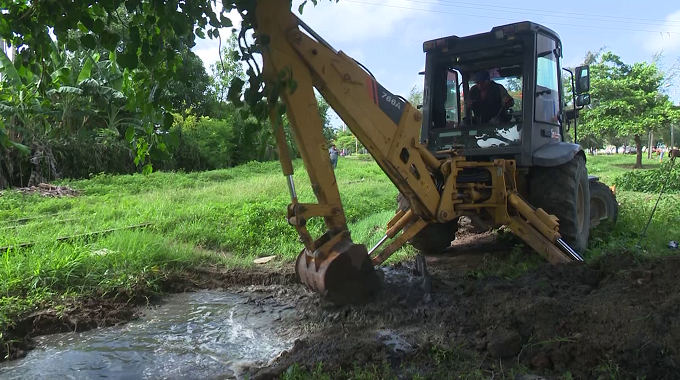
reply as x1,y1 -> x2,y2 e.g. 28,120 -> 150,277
0,290 -> 295,380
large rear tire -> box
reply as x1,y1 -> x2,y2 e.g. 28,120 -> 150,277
397,193 -> 458,253
528,154 -> 590,253
589,180 -> 618,228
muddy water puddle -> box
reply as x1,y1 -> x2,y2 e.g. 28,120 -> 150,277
0,290 -> 297,379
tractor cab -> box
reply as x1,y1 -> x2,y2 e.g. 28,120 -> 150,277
420,21 -> 591,167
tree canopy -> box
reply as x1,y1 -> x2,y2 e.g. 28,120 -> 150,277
579,51 -> 679,167
0,0 -> 329,169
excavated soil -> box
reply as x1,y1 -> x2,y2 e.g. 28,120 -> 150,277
246,251 -> 680,380
4,237 -> 680,379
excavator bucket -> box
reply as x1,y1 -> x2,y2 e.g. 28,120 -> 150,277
295,239 -> 382,305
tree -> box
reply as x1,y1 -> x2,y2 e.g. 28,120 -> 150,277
579,51 -> 680,168
164,52 -> 213,116
0,0 -> 340,171
562,48 -> 606,144
210,32 -> 246,104
408,85 -> 423,107
334,130 -> 364,154
0,0 -> 267,169
316,95 -> 336,144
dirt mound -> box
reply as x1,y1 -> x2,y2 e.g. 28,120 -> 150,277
15,183 -> 80,197
248,253 -> 680,379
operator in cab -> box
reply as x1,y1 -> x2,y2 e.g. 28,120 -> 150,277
466,70 -> 514,124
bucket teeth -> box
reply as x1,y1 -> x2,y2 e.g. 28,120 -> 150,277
295,240 -> 382,305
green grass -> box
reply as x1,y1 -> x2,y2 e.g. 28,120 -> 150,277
0,157 -> 403,339
0,159 -> 396,258
584,154 -> 680,258
585,153 -> 662,185
0,231 -> 219,328
1,153 -> 678,355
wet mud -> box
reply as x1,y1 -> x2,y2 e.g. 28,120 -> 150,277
4,235 -> 680,379
247,251 -> 680,379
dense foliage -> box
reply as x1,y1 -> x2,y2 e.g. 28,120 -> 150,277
0,0 -> 341,188
0,1 -> 338,188
614,160 -> 680,194
1,0 -> 679,186
578,51 -> 680,167
0,0 -> 338,172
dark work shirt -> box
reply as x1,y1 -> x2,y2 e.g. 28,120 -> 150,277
469,82 -> 512,123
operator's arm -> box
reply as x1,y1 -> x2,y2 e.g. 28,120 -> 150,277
466,85 -> 479,106
499,84 -> 514,108
466,85 -> 481,117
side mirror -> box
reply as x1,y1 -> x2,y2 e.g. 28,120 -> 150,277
565,108 -> 579,122
576,94 -> 591,107
575,65 -> 590,94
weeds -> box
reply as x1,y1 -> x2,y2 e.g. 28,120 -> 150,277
593,358 -> 625,380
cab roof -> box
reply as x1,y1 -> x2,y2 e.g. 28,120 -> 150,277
423,21 -> 562,52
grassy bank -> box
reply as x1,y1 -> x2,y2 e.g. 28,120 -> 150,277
0,156 -> 405,346
585,154 -> 680,257
1,153 -> 679,358
0,158 -> 397,259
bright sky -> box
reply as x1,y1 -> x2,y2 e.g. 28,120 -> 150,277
192,0 -> 680,127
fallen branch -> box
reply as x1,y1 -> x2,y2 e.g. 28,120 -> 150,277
340,178 -> 365,185
0,213 -> 62,225
0,223 -> 153,252
0,217 -> 82,231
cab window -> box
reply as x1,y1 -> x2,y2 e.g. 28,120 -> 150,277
535,34 -> 560,125
465,68 -> 523,115
444,70 -> 460,127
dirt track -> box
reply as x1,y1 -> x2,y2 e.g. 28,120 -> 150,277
4,234 -> 680,379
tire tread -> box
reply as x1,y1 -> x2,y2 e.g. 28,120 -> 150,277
528,155 -> 590,252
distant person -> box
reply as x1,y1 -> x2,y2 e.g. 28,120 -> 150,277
659,147 -> 664,162
466,70 -> 514,124
329,144 -> 339,169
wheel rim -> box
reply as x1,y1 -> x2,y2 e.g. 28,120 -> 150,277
577,181 -> 585,234
590,197 -> 607,227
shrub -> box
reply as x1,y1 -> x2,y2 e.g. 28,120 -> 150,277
1,134 -> 137,188
53,135 -> 136,179
614,161 -> 680,193
170,116 -> 238,172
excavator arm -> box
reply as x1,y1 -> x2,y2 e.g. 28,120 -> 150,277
254,0 -> 581,304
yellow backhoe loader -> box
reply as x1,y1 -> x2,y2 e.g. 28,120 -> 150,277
253,0 -> 617,304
